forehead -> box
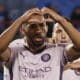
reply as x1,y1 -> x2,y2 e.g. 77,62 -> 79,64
55,25 -> 68,35
54,24 -> 64,32
28,14 -> 45,23
57,26 -> 64,31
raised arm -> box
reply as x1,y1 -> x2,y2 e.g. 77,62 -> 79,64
42,7 -> 80,49
0,8 -> 40,53
0,8 -> 41,61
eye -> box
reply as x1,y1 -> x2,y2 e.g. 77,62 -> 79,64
39,23 -> 45,27
44,14 -> 49,19
29,24 -> 37,29
56,29 -> 62,33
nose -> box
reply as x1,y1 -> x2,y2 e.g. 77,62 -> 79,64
61,33 -> 66,39
36,25 -> 42,33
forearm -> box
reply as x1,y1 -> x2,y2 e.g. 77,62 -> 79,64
0,18 -> 22,52
56,17 -> 80,49
50,10 -> 80,49
0,8 -> 41,52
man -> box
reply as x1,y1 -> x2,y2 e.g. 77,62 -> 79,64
53,23 -> 72,44
0,7 -> 80,80
63,59 -> 80,80
44,14 -> 54,43
52,20 -> 80,80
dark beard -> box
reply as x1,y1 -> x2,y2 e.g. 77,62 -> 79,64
31,39 -> 44,47
28,33 -> 45,47
27,35 -> 45,48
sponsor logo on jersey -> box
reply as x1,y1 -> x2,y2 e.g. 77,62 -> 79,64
19,66 -> 51,79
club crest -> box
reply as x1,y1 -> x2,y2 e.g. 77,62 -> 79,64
41,54 -> 51,62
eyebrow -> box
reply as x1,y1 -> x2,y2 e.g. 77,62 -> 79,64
56,29 -> 63,33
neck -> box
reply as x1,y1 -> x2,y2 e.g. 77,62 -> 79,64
28,42 -> 45,52
24,38 -> 45,52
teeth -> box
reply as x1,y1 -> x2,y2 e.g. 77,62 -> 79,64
35,37 -> 42,41
36,38 -> 42,40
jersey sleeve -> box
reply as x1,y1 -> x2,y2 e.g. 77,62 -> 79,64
7,39 -> 23,65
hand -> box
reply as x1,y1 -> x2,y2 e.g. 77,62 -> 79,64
41,7 -> 51,14
41,7 -> 56,18
64,62 -> 80,71
20,8 -> 41,23
70,61 -> 80,71
64,63 -> 72,71
41,7 -> 64,22
41,7 -> 55,22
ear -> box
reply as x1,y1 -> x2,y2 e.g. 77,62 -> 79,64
19,27 -> 26,36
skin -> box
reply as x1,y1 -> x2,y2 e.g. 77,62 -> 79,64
21,14 -> 47,52
64,61 -> 80,71
41,8 -> 80,71
0,8 -> 41,51
42,7 -> 80,48
0,7 -> 80,63
53,23 -> 71,43
0,8 -> 48,61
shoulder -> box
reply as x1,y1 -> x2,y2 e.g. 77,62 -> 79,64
9,38 -> 25,48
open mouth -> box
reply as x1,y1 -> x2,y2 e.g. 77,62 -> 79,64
33,34 -> 43,41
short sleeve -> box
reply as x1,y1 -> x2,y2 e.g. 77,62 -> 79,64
7,39 -> 24,65
7,40 -> 19,64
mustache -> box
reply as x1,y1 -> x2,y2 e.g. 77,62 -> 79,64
33,33 -> 45,38
33,33 -> 42,37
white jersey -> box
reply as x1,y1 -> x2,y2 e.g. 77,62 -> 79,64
6,38 -> 67,80
62,69 -> 80,80
62,58 -> 80,80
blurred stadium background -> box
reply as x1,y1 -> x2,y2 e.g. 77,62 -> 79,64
0,0 -> 80,21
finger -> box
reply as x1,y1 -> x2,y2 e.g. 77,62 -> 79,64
20,8 -> 42,23
41,7 -> 48,11
31,8 -> 40,12
28,8 -> 41,14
